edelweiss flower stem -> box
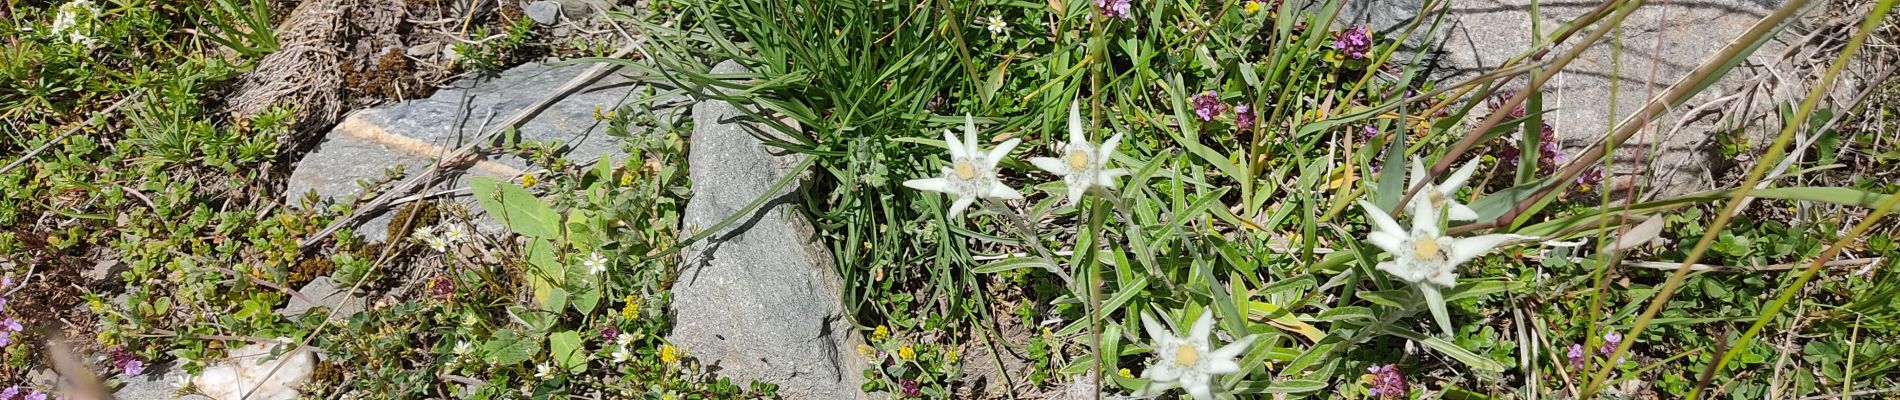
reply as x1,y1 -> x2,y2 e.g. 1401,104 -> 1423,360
981,199 -> 1076,289
1100,193 -> 1181,294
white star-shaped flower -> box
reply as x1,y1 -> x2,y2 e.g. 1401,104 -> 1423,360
1029,102 -> 1129,205
1406,157 -> 1481,221
534,363 -> 556,379
984,15 -> 1009,36
453,341 -> 473,356
583,252 -> 607,274
1360,199 -> 1511,334
902,115 -> 1024,218
442,224 -> 467,243
1137,309 -> 1257,400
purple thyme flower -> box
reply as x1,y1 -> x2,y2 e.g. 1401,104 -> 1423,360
110,346 -> 146,376
1363,125 -> 1380,139
1366,364 -> 1407,399
1234,104 -> 1256,130
1577,165 -> 1606,186
1334,26 -> 1372,59
601,325 -> 620,341
900,379 -> 922,397
0,332 -> 11,348
1599,331 -> 1623,356
2,386 -> 19,400
1095,0 -> 1133,20
1190,91 -> 1227,121
1567,343 -> 1586,369
22,392 -> 44,400
2,318 -> 19,332
428,275 -> 456,301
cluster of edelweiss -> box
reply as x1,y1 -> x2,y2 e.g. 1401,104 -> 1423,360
902,103 -> 1517,399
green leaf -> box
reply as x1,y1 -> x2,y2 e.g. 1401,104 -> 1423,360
973,257 -> 1051,274
1385,326 -> 1506,372
469,176 -> 562,239
483,329 -> 541,366
569,283 -> 601,316
1443,280 -> 1523,302
545,287 -> 570,315
1234,379 -> 1328,394
549,330 -> 587,374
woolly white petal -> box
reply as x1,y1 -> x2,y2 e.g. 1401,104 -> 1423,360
902,177 -> 953,193
1187,309 -> 1216,345
962,114 -> 980,150
1100,167 -> 1129,181
1366,231 -> 1407,257
1376,260 -> 1422,284
988,183 -> 1024,200
1447,202 -> 1480,222
988,138 -> 1022,167
1440,159 -> 1481,192
1209,334 -> 1256,361
1029,157 -> 1071,176
1101,133 -> 1124,164
1408,198 -> 1441,238
1144,363 -> 1184,382
1140,312 -> 1172,346
947,197 -> 975,219
1409,157 -> 1429,190
1359,201 -> 1405,235
1206,358 -> 1241,375
1182,373 -> 1215,400
1446,234 -> 1511,267
943,130 -> 966,161
1066,183 -> 1088,206
1068,101 -> 1087,145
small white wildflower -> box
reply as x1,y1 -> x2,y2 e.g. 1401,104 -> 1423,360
583,252 -> 607,274
51,0 -> 99,46
453,341 -> 473,356
902,115 -> 1024,218
611,347 -> 632,363
1029,102 -> 1129,205
1137,309 -> 1256,400
442,224 -> 467,243
1406,156 -> 1482,221
983,14 -> 1009,36
425,236 -> 451,253
534,363 -> 556,379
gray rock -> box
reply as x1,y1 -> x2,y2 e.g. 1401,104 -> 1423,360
113,363 -> 210,400
523,1 -> 561,25
405,42 -> 440,58
1339,0 -> 1833,196
287,61 -> 679,242
277,277 -> 368,321
668,60 -> 869,399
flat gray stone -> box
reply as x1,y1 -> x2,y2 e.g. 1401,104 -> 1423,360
287,61 -> 679,242
113,363 -> 209,400
1340,0 -> 1841,196
668,60 -> 868,399
523,1 -> 561,25
277,277 -> 367,321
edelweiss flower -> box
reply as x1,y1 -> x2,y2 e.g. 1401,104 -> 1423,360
583,252 -> 607,274
1029,102 -> 1128,205
1406,157 -> 1481,221
902,115 -> 1024,218
1359,199 -> 1511,334
1137,309 -> 1257,400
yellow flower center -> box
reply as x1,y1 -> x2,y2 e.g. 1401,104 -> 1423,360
1173,343 -> 1199,367
1414,238 -> 1442,259
1428,190 -> 1448,208
954,161 -> 977,180
1066,149 -> 1091,171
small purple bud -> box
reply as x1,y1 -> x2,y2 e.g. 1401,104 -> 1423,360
1190,91 -> 1227,122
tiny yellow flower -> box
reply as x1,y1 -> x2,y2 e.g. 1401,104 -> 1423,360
660,343 -> 682,364
1244,0 -> 1263,13
619,170 -> 635,186
872,325 -> 890,341
944,349 -> 959,363
520,173 -> 538,187
1118,368 -> 1133,379
621,295 -> 640,318
898,345 -> 916,360
857,344 -> 877,358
